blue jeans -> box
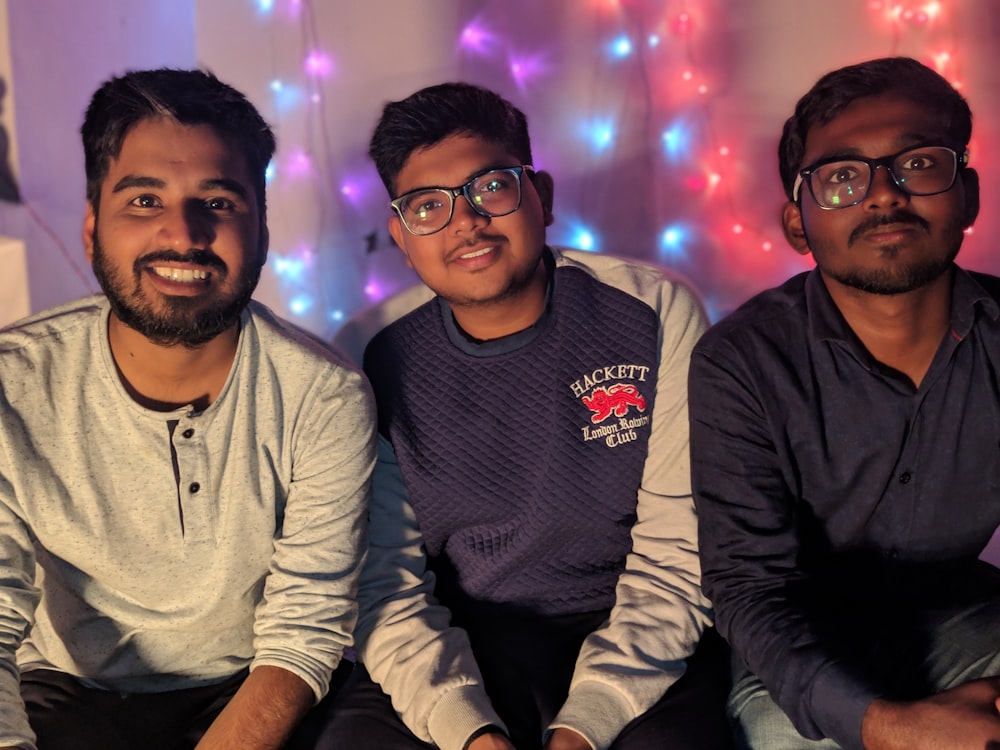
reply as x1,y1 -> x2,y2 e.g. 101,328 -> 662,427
728,591 -> 1000,750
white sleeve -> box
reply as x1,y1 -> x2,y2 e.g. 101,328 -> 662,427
550,280 -> 713,750
251,366 -> 376,700
0,471 -> 40,750
354,436 -> 507,750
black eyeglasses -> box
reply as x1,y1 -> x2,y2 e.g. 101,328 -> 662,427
793,143 -> 968,210
390,165 -> 534,236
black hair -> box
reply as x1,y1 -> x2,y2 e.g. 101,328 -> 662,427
81,68 -> 276,212
778,57 -> 972,199
368,82 -> 532,196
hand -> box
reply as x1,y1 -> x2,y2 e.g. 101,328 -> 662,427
544,727 -> 593,750
861,677 -> 1000,750
467,732 -> 516,750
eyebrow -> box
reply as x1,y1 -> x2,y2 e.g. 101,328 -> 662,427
401,164 -> 517,195
111,175 -> 165,193
111,175 -> 250,200
200,178 -> 251,200
811,134 -> 950,165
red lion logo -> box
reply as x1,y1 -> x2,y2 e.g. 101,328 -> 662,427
582,384 -> 647,423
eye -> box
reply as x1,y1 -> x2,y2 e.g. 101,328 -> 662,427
415,199 -> 445,214
898,154 -> 936,171
473,172 -> 514,195
129,194 -> 161,208
824,164 -> 863,185
204,197 -> 237,211
402,192 -> 447,221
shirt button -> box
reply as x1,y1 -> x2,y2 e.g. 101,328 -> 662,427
189,482 -> 201,494
182,428 -> 195,439
898,472 -> 911,484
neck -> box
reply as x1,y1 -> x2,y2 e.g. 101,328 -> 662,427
107,314 -> 240,412
449,257 -> 549,341
823,268 -> 953,389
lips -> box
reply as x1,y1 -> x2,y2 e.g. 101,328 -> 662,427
151,266 -> 210,283
861,223 -> 918,240
449,234 -> 505,265
458,246 -> 494,260
849,214 -> 929,246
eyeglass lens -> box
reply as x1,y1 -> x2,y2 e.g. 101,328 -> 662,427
397,169 -> 523,235
808,146 -> 958,209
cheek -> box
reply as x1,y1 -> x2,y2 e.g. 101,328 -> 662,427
801,209 -> 850,246
395,237 -> 432,271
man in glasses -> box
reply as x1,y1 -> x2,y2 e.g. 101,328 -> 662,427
689,57 -> 1000,749
321,82 -> 732,750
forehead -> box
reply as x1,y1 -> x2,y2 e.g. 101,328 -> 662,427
802,93 -> 953,164
105,117 -> 255,193
394,134 -> 519,195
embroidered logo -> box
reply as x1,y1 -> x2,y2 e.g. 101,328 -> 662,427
570,364 -> 652,449
582,383 -> 647,423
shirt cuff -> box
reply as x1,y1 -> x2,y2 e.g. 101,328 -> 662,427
807,661 -> 880,750
548,680 -> 633,750
427,684 -> 508,750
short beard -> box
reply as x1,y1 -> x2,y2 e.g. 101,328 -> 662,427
818,210 -> 962,296
91,236 -> 262,349
445,236 -> 546,309
829,244 -> 959,295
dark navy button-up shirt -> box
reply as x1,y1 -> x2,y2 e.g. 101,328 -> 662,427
689,266 -> 1000,750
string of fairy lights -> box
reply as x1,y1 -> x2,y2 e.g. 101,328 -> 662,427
248,0 -> 963,331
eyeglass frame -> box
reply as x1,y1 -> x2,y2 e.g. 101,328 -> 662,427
389,165 -> 535,236
791,142 -> 969,210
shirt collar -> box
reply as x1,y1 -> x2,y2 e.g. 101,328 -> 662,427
439,246 -> 555,357
806,264 -> 999,346
950,265 -> 1000,339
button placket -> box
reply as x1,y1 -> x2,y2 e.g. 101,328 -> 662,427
172,415 -> 214,542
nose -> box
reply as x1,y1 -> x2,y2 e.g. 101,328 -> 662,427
449,192 -> 490,233
864,164 -> 909,209
158,202 -> 216,248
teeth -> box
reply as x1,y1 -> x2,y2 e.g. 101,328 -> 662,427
152,267 -> 209,283
460,246 -> 493,259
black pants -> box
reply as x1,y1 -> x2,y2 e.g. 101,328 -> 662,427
21,661 -> 352,750
317,615 -> 733,750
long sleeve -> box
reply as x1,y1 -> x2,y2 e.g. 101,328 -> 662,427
688,340 -> 876,750
353,437 -> 506,750
251,365 -> 376,700
551,279 -> 713,750
0,461 -> 40,749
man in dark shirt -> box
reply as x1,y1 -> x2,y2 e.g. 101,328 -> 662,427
689,56 -> 1000,750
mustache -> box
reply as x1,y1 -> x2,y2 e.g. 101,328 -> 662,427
455,231 -> 506,249
134,249 -> 228,273
848,211 -> 929,246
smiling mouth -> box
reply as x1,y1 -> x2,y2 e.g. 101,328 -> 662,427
151,267 -> 211,283
458,246 -> 494,260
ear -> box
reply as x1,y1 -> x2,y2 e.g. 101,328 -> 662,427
531,170 -> 555,227
781,201 -> 811,256
387,215 -> 413,268
960,167 -> 980,229
83,203 -> 97,264
258,219 -> 270,265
